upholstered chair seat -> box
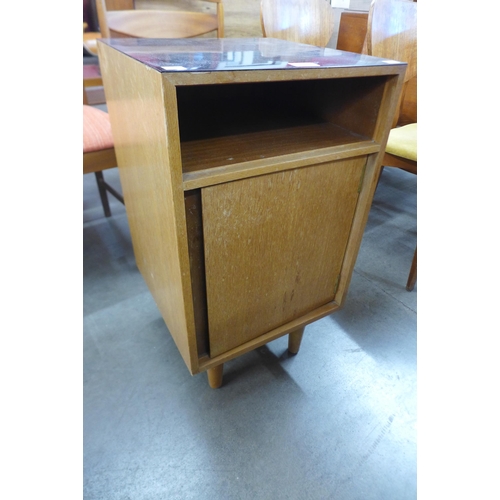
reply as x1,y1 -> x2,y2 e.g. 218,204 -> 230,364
83,105 -> 123,216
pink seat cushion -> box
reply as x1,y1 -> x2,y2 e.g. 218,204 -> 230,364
83,64 -> 101,80
83,105 -> 114,153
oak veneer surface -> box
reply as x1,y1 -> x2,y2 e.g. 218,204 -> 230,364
203,158 -> 366,357
97,38 -> 406,375
398,75 -> 417,125
176,74 -> 387,175
260,0 -> 335,47
181,123 -> 370,174
104,0 -> 134,9
83,148 -> 117,174
136,0 -> 262,39
99,0 -> 223,39
107,10 -> 219,38
97,41 -> 199,372
336,11 -> 368,53
365,0 -> 417,83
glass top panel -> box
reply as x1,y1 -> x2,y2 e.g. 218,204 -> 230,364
98,37 -> 404,73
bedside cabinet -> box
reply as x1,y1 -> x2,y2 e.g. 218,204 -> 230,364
98,38 -> 405,387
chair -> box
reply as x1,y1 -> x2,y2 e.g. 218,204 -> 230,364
336,11 -> 368,53
364,0 -> 417,127
83,62 -> 106,105
384,122 -> 417,290
260,0 -> 335,47
95,0 -> 224,40
83,22 -> 101,56
83,90 -> 124,217
365,0 -> 417,290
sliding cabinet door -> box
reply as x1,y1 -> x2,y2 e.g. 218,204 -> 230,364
202,157 -> 367,357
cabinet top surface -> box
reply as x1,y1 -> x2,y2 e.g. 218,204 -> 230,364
98,37 -> 405,73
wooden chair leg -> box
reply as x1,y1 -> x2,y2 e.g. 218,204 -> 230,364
406,246 -> 417,291
207,364 -> 224,389
288,326 -> 305,354
94,171 -> 111,217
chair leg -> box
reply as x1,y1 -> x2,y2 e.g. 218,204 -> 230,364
94,171 -> 111,217
104,182 -> 124,205
406,247 -> 417,291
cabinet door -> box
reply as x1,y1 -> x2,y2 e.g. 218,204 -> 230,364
202,158 -> 366,357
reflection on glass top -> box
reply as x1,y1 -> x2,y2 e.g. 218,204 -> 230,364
98,37 -> 404,72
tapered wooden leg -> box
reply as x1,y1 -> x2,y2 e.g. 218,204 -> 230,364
288,327 -> 305,354
207,364 -> 224,389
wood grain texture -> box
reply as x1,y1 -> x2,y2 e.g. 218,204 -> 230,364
182,141 -> 379,190
181,124 -> 372,174
366,1 -> 417,292
336,11 -> 368,53
137,0 -> 259,38
202,158 -> 366,357
104,0 -> 134,10
175,73 -> 395,190
382,152 -> 416,174
363,0 -> 417,153
97,0 -> 223,39
260,0 -> 335,47
106,10 -> 219,38
97,37 -> 406,381
164,64 -> 405,87
83,148 -> 117,174
198,301 -> 339,372
207,364 -> 224,388
398,75 -> 417,126
333,71 -> 405,306
288,326 -> 305,354
364,0 -> 417,82
97,41 -> 200,373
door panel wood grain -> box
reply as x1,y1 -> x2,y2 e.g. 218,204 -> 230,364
202,157 -> 366,357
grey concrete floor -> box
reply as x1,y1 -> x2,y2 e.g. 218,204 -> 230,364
83,163 -> 417,499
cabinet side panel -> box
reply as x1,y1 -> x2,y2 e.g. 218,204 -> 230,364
203,158 -> 366,358
334,73 -> 406,306
316,76 -> 387,140
98,43 -> 197,372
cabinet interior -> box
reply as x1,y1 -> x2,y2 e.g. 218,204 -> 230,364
179,76 -> 388,359
176,75 -> 387,175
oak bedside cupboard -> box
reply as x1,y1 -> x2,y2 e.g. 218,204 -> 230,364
97,38 -> 406,388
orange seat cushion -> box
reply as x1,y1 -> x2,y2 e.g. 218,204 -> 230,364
83,105 -> 114,153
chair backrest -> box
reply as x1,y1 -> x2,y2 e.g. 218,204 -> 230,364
96,0 -> 224,39
106,0 -> 134,9
364,0 -> 417,125
336,11 -> 368,53
364,0 -> 417,83
96,0 -> 132,37
260,0 -> 335,47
